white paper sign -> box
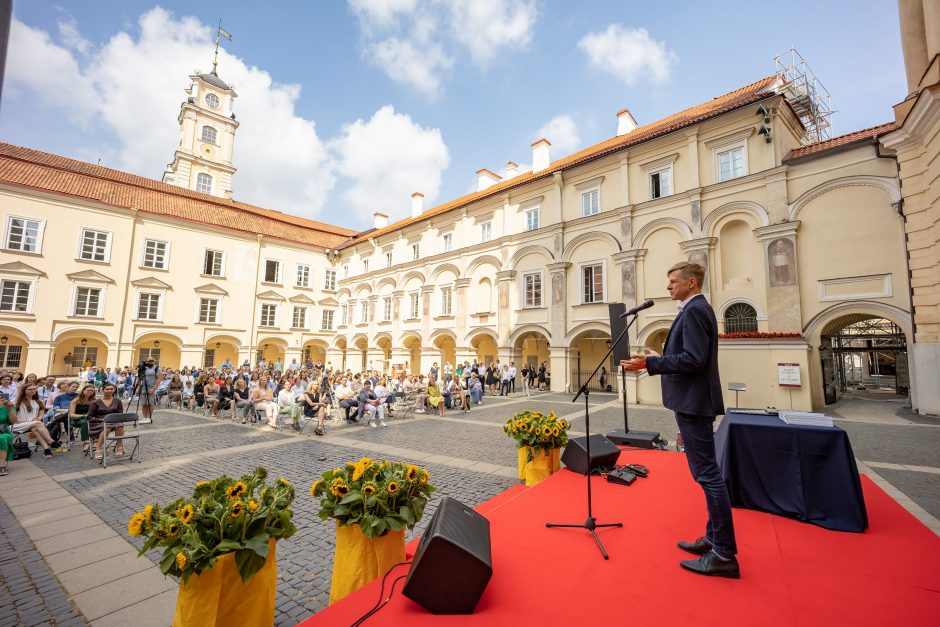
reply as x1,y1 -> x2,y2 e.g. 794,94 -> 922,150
778,363 -> 801,388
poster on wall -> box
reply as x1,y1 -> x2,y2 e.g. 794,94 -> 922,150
778,363 -> 802,387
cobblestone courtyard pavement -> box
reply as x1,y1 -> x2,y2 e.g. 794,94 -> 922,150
1,391 -> 939,625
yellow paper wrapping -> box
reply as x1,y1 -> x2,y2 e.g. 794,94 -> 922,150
329,521 -> 406,605
172,538 -> 277,627
517,447 -> 527,480
522,447 -> 561,486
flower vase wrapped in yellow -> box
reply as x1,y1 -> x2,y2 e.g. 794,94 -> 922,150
127,467 -> 296,626
310,457 -> 436,604
504,410 -> 570,486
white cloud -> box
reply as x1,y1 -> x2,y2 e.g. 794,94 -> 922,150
447,0 -> 538,65
348,0 -> 418,33
5,8 -> 336,218
367,35 -> 453,98
578,25 -> 677,85
535,114 -> 580,155
332,105 -> 451,222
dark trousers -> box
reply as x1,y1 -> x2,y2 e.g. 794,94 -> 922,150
340,399 -> 359,421
500,380 -> 510,395
675,412 -> 737,558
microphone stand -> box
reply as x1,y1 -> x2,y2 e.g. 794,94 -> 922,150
545,313 -> 634,559
605,314 -> 662,449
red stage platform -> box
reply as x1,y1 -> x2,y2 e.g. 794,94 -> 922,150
301,449 -> 940,626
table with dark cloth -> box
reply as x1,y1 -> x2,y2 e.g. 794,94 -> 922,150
714,411 -> 868,532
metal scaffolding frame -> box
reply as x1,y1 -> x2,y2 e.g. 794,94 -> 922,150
774,48 -> 835,144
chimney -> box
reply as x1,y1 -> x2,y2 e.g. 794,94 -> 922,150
531,138 -> 551,173
476,168 -> 503,191
505,161 -> 519,179
411,192 -> 424,218
617,108 -> 638,136
373,212 -> 389,229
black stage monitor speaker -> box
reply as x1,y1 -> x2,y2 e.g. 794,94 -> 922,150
562,435 -> 621,475
608,303 -> 629,365
402,496 -> 493,614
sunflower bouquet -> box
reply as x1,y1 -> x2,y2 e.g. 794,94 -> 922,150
503,409 -> 572,460
310,458 -> 436,540
127,466 -> 296,583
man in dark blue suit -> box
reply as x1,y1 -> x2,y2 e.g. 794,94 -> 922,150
622,261 -> 739,578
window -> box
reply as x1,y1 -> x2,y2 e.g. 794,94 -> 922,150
142,239 -> 169,269
717,146 -> 746,182
203,249 -> 224,276
321,309 -> 335,331
340,304 -> 348,326
359,302 -> 369,324
412,244 -> 420,261
263,259 -> 281,284
0,280 -> 32,313
342,264 -> 349,279
409,292 -> 419,318
0,345 -> 22,368
383,296 -> 392,321
199,297 -> 218,324
525,207 -> 540,231
442,233 -> 453,252
196,173 -> 213,194
137,293 -> 161,320
724,303 -> 758,333
581,263 -> 604,304
201,126 -> 218,144
481,222 -> 492,243
203,349 -> 215,368
5,217 -> 43,252
138,348 -> 159,366
649,167 -> 672,199
260,303 -> 277,327
73,287 -> 102,317
363,259 -> 370,273
296,264 -> 310,288
324,269 -> 337,291
79,228 -> 111,262
581,189 -> 600,216
73,346 -> 98,368
386,252 -> 393,268
205,93 -> 220,109
523,272 -> 542,308
440,286 -> 452,315
292,306 -> 307,329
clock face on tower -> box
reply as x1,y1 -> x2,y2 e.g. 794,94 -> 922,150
205,93 -> 220,109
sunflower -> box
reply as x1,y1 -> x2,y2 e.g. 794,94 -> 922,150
127,512 -> 144,537
248,500 -> 260,511
362,483 -> 378,497
541,426 -> 552,436
387,481 -> 400,494
405,465 -> 420,483
196,480 -> 210,487
418,470 -> 430,485
552,427 -> 560,437
309,481 -> 320,497
142,504 -> 154,522
226,481 -> 247,499
330,478 -> 349,497
176,551 -> 188,569
230,501 -> 245,518
277,477 -> 291,487
176,504 -> 195,524
167,522 -> 180,537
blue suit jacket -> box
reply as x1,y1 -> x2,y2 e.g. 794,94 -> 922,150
645,294 -> 725,417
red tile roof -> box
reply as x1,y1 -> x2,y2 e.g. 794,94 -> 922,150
0,143 -> 356,248
783,122 -> 896,162
340,75 -> 782,248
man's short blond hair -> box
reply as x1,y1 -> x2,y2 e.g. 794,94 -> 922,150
667,261 -> 705,289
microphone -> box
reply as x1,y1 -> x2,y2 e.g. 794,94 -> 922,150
620,299 -> 654,317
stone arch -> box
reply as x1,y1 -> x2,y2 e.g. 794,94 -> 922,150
398,330 -> 423,346
715,297 -> 766,320
464,327 -> 498,346
134,329 -> 186,345
703,201 -> 770,237
564,321 -> 611,345
371,331 -> 393,345
509,245 -> 555,270
352,282 -> 373,297
632,218 -> 693,248
637,320 -> 672,345
336,287 -> 352,299
803,301 -> 912,346
429,263 -> 461,281
429,329 -> 458,344
349,333 -> 369,348
375,277 -> 397,291
331,335 -> 348,349
562,231 -> 622,262
0,321 -> 33,342
788,175 -> 900,221
508,324 -> 553,347
204,333 -> 242,346
52,326 -> 111,343
400,270 -> 426,285
464,255 -> 502,277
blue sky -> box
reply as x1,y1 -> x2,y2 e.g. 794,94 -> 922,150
1,1 -> 906,229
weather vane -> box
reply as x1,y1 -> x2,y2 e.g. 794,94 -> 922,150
212,20 -> 233,73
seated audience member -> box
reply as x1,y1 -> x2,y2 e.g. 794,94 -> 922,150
193,376 -> 206,408
37,376 -> 57,405
48,381 -> 79,440
333,377 -> 359,423
358,380 -> 387,427
44,381 -> 70,421
0,374 -> 18,404
469,373 -> 484,405
69,384 -> 96,453
427,378 -> 445,416
277,386 -> 302,430
181,380 -> 195,409
442,377 -> 456,409
253,376 -> 277,428
167,374 -> 184,409
457,375 -> 471,412
233,378 -> 253,423
204,378 -> 220,415
412,377 -> 429,413
154,377 -> 170,405
12,384 -> 57,458
374,377 -> 395,416
300,383 -> 328,436
215,377 -> 234,417
0,397 -> 18,475
87,383 -> 124,460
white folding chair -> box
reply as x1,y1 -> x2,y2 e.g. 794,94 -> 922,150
94,413 -> 141,468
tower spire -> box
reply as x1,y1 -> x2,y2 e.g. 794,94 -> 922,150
212,20 -> 233,74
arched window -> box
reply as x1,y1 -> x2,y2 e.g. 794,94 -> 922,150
196,173 -> 213,194
724,303 -> 758,333
201,126 -> 218,144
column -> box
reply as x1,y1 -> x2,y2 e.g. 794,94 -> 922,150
180,346 -> 204,369
454,278 -> 472,365
754,222 -> 802,332
495,270 -> 516,348
546,262 -> 570,352
420,285 -> 435,342
680,237 -> 718,297
325,347 -> 345,372
549,346 -> 569,393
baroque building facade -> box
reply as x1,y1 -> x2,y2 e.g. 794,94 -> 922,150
0,64 -> 922,413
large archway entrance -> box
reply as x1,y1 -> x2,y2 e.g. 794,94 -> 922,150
204,335 -> 240,369
0,326 -> 30,372
431,332 -> 457,368
570,328 -> 614,393
375,335 -> 392,373
512,329 -> 550,370
469,332 -> 498,366
256,337 -> 288,368
353,336 -> 368,372
820,316 -> 909,403
134,332 -> 181,369
303,340 -> 327,367
402,334 -> 422,375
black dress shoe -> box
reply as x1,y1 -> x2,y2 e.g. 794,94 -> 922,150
677,536 -> 712,556
679,551 -> 740,579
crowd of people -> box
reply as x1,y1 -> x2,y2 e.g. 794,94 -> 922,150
0,358 -> 550,478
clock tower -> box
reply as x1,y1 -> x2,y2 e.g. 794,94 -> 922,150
162,68 -> 238,198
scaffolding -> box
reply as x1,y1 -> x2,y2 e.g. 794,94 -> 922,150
773,48 -> 834,144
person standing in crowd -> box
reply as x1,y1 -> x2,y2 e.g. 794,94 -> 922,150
521,364 -> 531,396
537,362 -> 547,391
500,364 -> 511,396
469,373 -> 484,405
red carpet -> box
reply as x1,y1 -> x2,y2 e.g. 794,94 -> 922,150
301,450 -> 940,626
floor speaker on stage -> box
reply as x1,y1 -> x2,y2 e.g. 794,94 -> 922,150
562,435 -> 621,475
402,496 -> 493,614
